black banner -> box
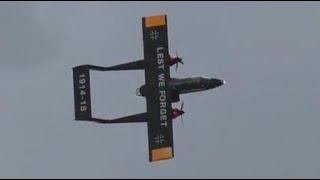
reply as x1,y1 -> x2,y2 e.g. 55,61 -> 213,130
73,66 -> 92,120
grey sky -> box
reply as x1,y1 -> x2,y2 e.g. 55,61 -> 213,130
0,1 -> 320,178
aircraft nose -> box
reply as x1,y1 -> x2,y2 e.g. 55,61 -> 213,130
210,78 -> 225,88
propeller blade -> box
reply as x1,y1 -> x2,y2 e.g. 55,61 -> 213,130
176,50 -> 184,65
175,63 -> 178,72
180,101 -> 184,111
181,114 -> 184,126
174,49 -> 183,72
180,101 -> 184,126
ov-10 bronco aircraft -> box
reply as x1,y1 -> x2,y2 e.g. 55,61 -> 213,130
73,14 -> 225,163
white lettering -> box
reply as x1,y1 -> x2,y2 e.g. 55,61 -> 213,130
156,46 -> 168,127
80,106 -> 87,112
158,73 -> 165,87
160,108 -> 167,115
79,78 -> 86,84
157,47 -> 163,53
157,55 -> 164,65
160,115 -> 167,121
80,101 -> 87,105
158,64 -> 164,70
160,121 -> 168,127
159,90 -> 166,101
160,102 -> 166,108
80,90 -> 86,96
158,73 -> 165,81
159,81 -> 165,87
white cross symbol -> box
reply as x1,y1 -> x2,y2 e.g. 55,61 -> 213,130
149,30 -> 160,41
154,134 -> 165,145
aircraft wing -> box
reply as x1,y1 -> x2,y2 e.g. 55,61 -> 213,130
142,14 -> 174,162
73,66 -> 147,123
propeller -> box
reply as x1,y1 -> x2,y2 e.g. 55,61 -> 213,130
174,50 -> 184,72
179,101 -> 185,125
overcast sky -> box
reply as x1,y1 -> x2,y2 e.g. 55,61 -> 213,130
0,2 -> 320,178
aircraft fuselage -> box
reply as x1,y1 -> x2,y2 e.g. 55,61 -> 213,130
136,77 -> 225,102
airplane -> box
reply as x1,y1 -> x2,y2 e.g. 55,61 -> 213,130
72,14 -> 225,162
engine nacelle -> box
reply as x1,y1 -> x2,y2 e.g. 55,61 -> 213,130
171,91 -> 180,102
136,85 -> 146,97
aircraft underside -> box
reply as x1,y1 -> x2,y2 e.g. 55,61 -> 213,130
72,14 -> 225,163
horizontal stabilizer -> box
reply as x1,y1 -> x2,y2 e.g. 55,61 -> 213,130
73,66 -> 92,120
